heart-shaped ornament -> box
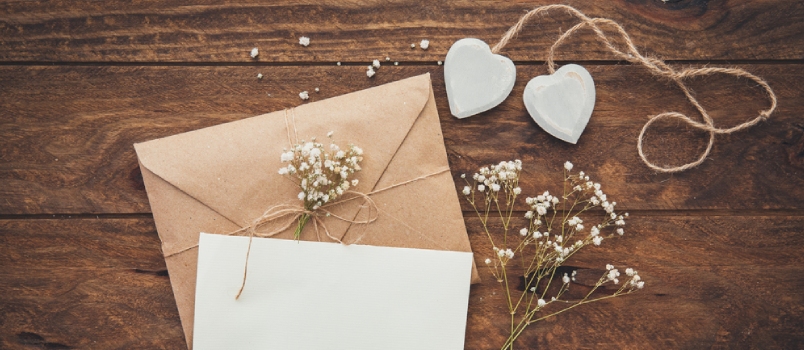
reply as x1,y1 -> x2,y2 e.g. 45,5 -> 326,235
444,38 -> 516,119
523,64 -> 596,144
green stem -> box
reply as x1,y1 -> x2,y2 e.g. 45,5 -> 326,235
295,213 -> 310,239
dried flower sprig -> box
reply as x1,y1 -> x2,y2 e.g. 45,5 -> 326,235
461,161 -> 643,350
278,132 -> 363,238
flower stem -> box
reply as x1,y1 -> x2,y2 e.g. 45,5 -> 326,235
295,213 -> 310,239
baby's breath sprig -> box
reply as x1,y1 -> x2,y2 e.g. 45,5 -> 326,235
278,132 -> 363,239
460,161 -> 643,350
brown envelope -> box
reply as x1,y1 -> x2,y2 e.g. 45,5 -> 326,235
134,73 -> 477,348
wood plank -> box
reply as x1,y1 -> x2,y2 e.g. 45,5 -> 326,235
465,214 -> 804,348
0,1 -> 802,63
1,215 -> 802,348
0,218 -> 185,349
1,65 -> 801,214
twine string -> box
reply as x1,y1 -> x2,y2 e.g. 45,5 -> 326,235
162,109 -> 454,299
232,167 -> 449,299
491,4 -> 777,173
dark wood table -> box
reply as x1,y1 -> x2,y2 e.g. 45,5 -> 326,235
2,1 -> 803,349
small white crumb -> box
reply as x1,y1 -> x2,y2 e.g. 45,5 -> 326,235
299,91 -> 309,100
366,67 -> 375,78
336,62 -> 341,66
385,56 -> 390,61
372,59 -> 381,69
250,47 -> 259,58
314,87 -> 320,92
299,36 -> 310,46
437,61 -> 442,65
257,73 -> 263,79
420,39 -> 430,50
394,62 -> 399,66
410,43 -> 416,49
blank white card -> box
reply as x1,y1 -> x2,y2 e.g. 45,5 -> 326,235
193,232 -> 474,350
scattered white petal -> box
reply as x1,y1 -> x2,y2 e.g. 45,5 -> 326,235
256,73 -> 263,79
372,59 -> 381,68
437,60 -> 442,65
299,91 -> 309,100
366,67 -> 375,78
564,161 -> 573,171
385,56 -> 390,61
420,39 -> 430,50
314,87 -> 320,93
299,36 -> 310,46
394,62 -> 399,66
336,62 -> 341,66
250,47 -> 259,58
410,43 -> 416,49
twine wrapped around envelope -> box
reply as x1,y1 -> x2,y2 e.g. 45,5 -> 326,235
492,4 -> 777,173
166,108 -> 453,299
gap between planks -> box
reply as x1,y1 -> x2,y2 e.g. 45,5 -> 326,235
1,209 -> 803,220
0,59 -> 803,67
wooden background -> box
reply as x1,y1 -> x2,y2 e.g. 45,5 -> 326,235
1,0 -> 803,348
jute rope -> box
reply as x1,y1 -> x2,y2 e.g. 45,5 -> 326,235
492,4 -> 777,173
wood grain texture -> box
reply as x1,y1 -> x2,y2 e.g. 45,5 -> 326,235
0,0 -> 802,63
2,2 -> 802,348
465,214 -> 804,349
1,65 -> 802,214
0,218 -> 185,349
2,216 -> 802,349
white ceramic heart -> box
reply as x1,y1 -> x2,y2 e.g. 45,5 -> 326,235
523,64 -> 596,144
444,38 -> 516,119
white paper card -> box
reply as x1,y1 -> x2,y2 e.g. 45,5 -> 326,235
193,232 -> 474,350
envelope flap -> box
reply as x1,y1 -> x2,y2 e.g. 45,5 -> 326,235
134,74 -> 434,232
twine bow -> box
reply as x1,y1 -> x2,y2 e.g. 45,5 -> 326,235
233,190 -> 380,299
491,4 -> 777,173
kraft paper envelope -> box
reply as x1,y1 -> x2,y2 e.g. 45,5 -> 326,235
134,73 -> 478,348
193,232 -> 473,350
